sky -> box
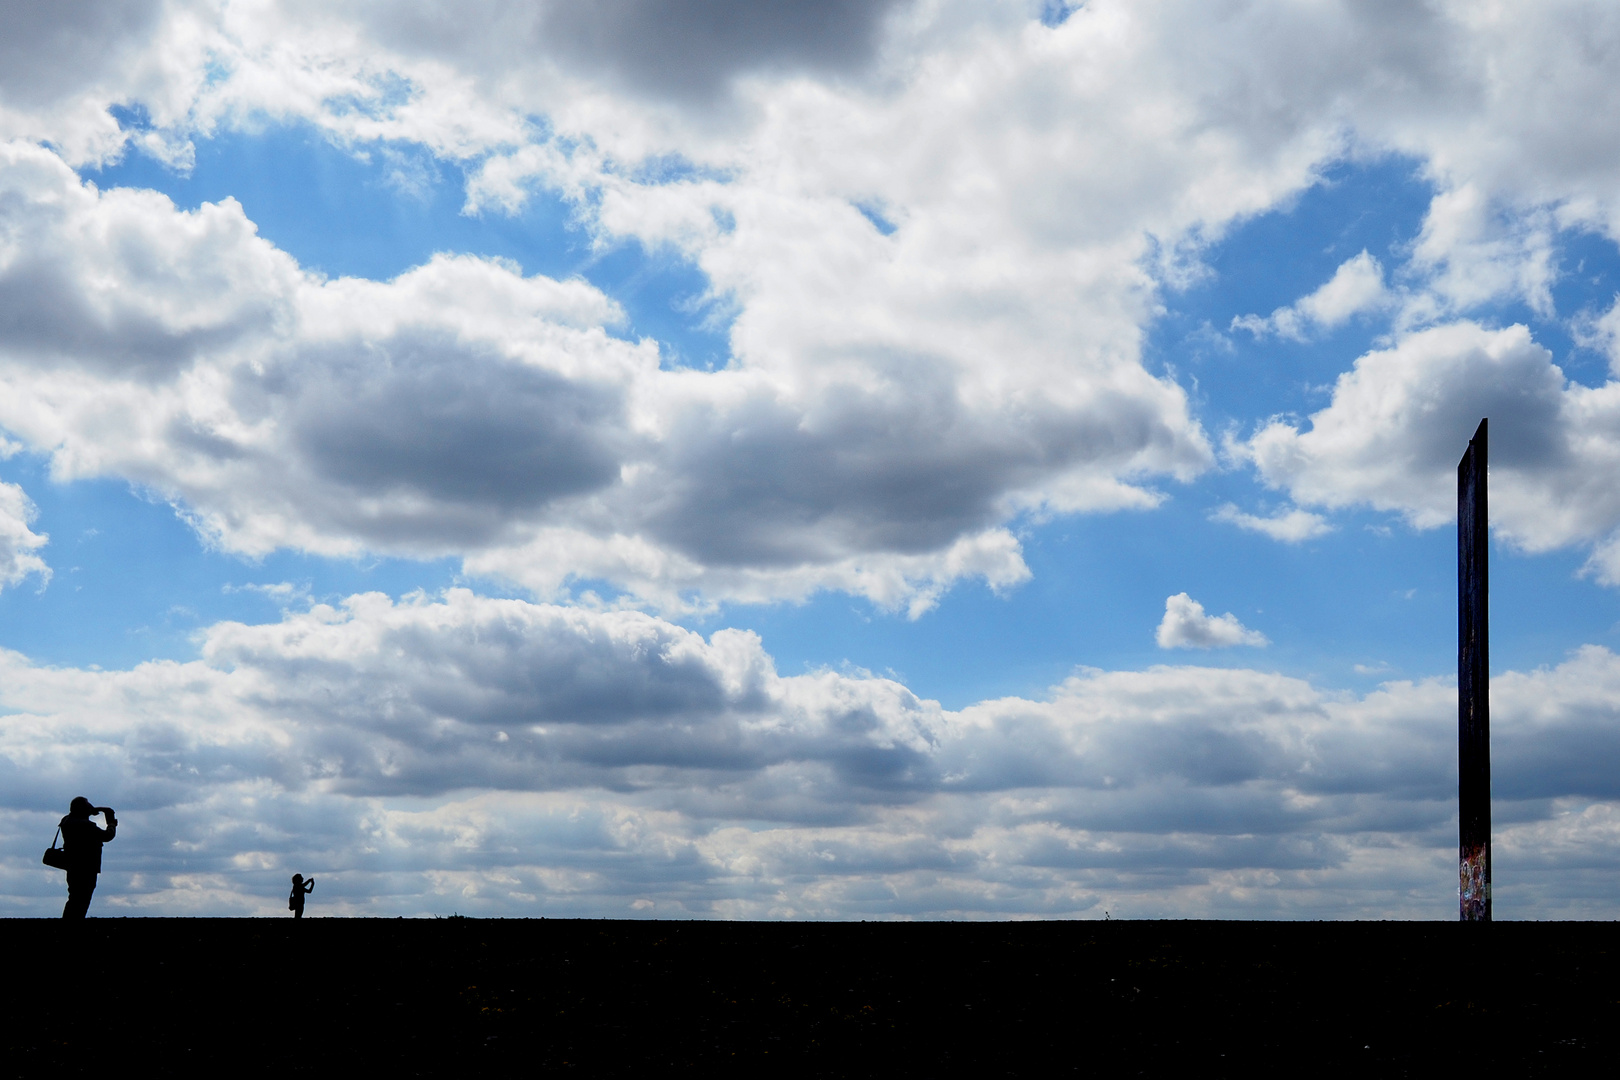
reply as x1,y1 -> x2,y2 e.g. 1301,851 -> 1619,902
2,0 -> 1620,920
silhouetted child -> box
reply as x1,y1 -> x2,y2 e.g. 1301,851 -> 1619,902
289,873 -> 315,918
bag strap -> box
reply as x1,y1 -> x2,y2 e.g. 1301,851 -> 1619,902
50,827 -> 61,850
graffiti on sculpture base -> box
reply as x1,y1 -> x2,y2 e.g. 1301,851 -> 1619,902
1459,844 -> 1490,921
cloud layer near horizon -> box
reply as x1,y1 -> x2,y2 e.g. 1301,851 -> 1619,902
0,589 -> 1617,918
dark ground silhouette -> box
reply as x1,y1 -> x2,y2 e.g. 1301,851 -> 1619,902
3,919 -> 1615,1076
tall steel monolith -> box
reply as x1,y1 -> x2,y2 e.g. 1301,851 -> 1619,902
1458,418 -> 1490,921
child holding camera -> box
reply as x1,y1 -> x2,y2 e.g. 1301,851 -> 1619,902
289,873 -> 315,918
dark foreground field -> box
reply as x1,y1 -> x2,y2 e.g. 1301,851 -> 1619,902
3,919 -> 1615,1076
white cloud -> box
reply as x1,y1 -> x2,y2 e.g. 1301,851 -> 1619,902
1,594 -> 1618,917
0,0 -> 205,167
1243,321 -> 1620,567
489,0 -> 909,102
0,138 -> 1212,613
1584,532 -> 1620,587
1232,251 -> 1390,341
1211,503 -> 1334,543
1154,593 -> 1268,649
0,479 -> 48,591
1399,183 -> 1559,324
6,1 -> 1620,613
1573,293 -> 1620,378
222,581 -> 311,605
13,1 -> 1620,292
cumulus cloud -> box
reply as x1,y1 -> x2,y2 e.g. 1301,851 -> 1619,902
1573,293 -> 1620,377
1155,593 -> 1268,649
0,479 -> 48,591
1232,251 -> 1390,341
0,142 -> 641,545
0,138 -> 1211,612
1242,322 -> 1620,571
192,589 -> 944,800
1584,534 -> 1620,587
1210,503 -> 1334,543
0,0 -> 161,110
16,1 -> 1620,263
516,0 -> 909,101
222,581 -> 311,606
7,1 -> 1620,611
1400,182 -> 1560,323
0,0 -> 209,167
0,593 -> 1618,917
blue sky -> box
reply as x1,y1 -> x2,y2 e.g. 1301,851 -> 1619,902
3,0 -> 1620,919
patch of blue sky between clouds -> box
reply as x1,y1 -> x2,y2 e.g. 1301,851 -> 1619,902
1522,225 -> 1620,390
1151,155 -> 1620,685
853,201 -> 897,237
1148,156 -> 1435,426
0,452 -> 473,671
322,71 -> 418,123
105,103 -> 155,135
727,487 -> 1620,711
1040,1 -> 1082,29
703,485 -> 1443,711
81,122 -> 734,369
1155,154 -> 1620,421
624,153 -> 734,187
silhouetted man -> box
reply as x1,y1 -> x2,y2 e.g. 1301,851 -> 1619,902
60,797 -> 116,919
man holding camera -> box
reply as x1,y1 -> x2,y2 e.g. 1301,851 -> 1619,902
59,797 -> 117,919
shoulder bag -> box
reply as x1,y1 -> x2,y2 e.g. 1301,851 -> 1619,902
42,828 -> 67,871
